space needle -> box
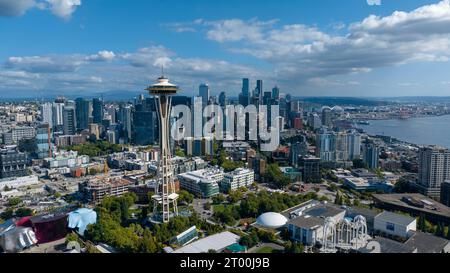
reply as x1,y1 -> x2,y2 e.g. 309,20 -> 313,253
146,74 -> 179,223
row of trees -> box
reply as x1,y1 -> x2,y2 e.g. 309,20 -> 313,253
240,191 -> 324,219
393,176 -> 419,194
264,163 -> 292,188
213,191 -> 325,225
239,228 -> 278,248
210,150 -> 245,172
67,140 -> 122,157
0,207 -> 34,221
417,214 -> 450,240
0,196 -> 34,222
178,190 -> 194,205
84,193 -> 224,253
239,228 -> 304,253
211,190 -> 250,206
334,191 -> 353,206
84,193 -> 161,253
151,213 -> 224,245
284,241 -> 305,253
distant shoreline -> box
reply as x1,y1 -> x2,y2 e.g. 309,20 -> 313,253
358,114 -> 450,149
359,113 -> 450,122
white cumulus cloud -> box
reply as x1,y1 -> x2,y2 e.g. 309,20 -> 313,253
46,0 -> 81,20
86,50 -> 116,62
0,0 -> 36,16
0,0 -> 81,19
185,0 -> 450,86
0,45 -> 264,96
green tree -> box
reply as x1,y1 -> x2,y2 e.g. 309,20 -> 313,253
328,183 -> 338,192
213,139 -> 219,155
435,222 -> 445,237
227,190 -> 244,204
67,141 -> 123,157
265,163 -> 292,188
353,199 -> 361,207
335,192 -> 343,206
418,214 -> 427,231
240,235 -> 256,248
7,197 -> 22,207
222,160 -> 244,172
178,190 -> 194,205
85,243 -> 101,253
65,232 -> 78,244
140,206 -> 149,221
140,229 -> 158,253
375,168 -> 384,179
284,241 -> 293,252
15,207 -> 34,217
65,232 -> 84,247
119,193 -> 137,224
210,158 -> 219,166
214,205 -> 239,226
257,229 -> 277,243
219,150 -> 227,165
212,194 -> 226,204
285,241 -> 305,253
175,148 -> 185,157
0,208 -> 14,220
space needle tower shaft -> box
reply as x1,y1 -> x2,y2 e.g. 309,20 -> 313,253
146,75 -> 179,223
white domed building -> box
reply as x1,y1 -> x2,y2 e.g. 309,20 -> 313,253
256,212 -> 288,229
331,106 -> 344,113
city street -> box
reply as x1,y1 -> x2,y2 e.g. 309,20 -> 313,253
192,198 -> 214,220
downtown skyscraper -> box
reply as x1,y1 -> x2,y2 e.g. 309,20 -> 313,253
239,78 -> 250,107
199,83 -> 210,107
40,103 -> 53,128
52,102 -> 64,132
362,140 -> 380,169
316,128 -> 361,163
118,104 -> 133,143
92,98 -> 104,124
63,106 -> 76,135
418,146 -> 450,199
75,98 -> 91,131
133,97 -> 158,146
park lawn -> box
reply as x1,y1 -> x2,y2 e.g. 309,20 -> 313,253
212,204 -> 226,213
256,246 -> 277,254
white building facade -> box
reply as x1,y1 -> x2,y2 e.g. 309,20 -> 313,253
178,168 -> 223,198
221,168 -> 255,192
0,175 -> 40,190
374,211 -> 417,239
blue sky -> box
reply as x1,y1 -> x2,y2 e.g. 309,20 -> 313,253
1,0 -> 450,98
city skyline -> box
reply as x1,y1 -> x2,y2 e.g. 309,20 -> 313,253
1,0 -> 450,98
3,0 -> 450,259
